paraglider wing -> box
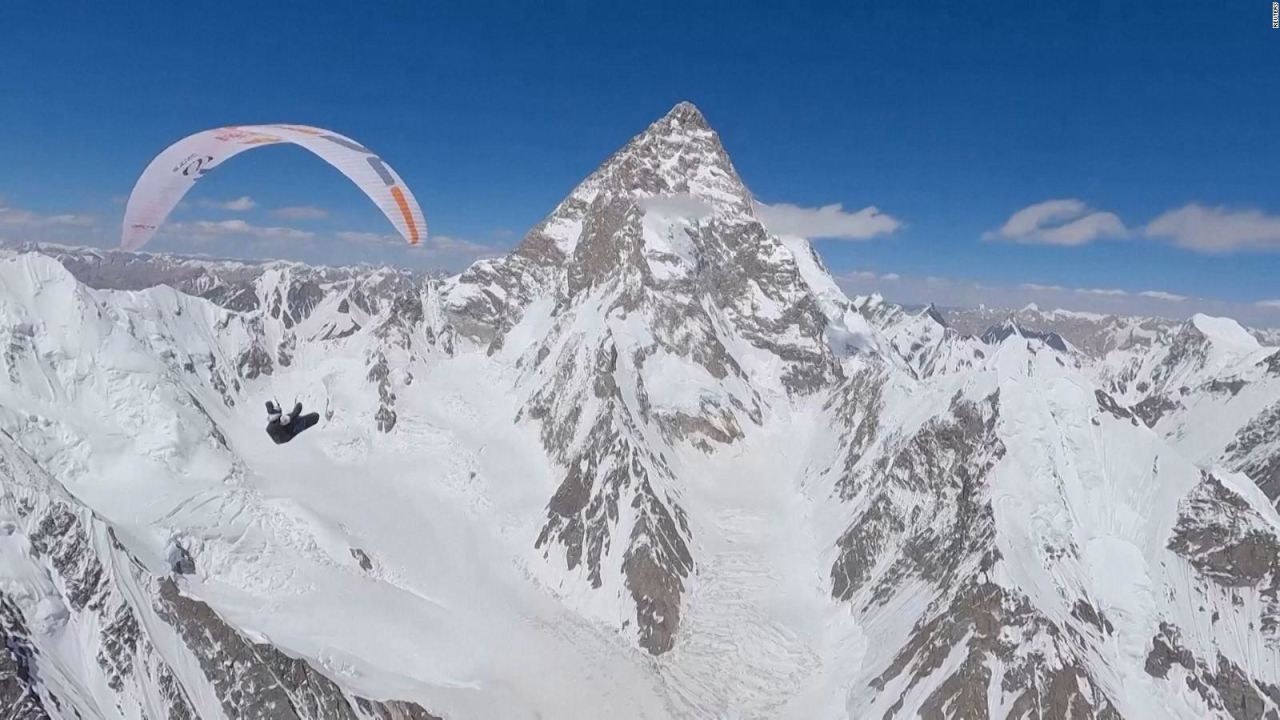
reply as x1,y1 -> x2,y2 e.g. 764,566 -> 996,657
121,124 -> 427,251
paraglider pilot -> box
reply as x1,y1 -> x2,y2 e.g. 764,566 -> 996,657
265,400 -> 320,444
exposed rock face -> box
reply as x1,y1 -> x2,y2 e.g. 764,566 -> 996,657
1132,393 -> 1183,428
1225,403 -> 1280,505
981,319 -> 1071,354
833,393 -> 1005,605
1265,351 -> 1280,377
1145,623 -> 1279,720
515,103 -> 842,653
0,596 -> 55,719
368,351 -> 398,432
874,581 -> 1123,720
440,256 -> 547,351
1095,388 -> 1139,424
154,580 -> 441,720
1170,474 -> 1280,632
829,384 -> 1132,717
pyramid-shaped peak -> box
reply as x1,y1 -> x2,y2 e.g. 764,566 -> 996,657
923,303 -> 948,328
980,317 -> 1070,353
514,99 -> 753,263
590,100 -> 746,208
662,101 -> 710,129
630,101 -> 718,150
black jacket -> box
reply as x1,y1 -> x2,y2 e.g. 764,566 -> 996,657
266,401 -> 319,444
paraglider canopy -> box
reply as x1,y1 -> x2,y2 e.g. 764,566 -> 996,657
121,124 -> 427,251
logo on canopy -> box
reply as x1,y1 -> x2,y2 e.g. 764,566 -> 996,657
175,155 -> 215,178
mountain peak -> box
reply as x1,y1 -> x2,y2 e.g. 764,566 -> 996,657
1187,313 -> 1259,351
923,303 -> 948,327
630,100 -> 723,167
981,318 -> 1070,353
516,99 -> 750,263
661,101 -> 710,130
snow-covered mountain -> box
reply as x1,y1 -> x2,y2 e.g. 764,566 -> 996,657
3,103 -> 1280,718
946,304 -> 1280,516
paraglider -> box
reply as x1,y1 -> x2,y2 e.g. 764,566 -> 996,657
265,400 -> 320,445
120,124 -> 427,250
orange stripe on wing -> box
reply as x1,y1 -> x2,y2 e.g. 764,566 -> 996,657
390,186 -> 420,244
273,124 -> 324,135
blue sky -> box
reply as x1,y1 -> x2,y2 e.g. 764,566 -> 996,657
2,1 -> 1279,322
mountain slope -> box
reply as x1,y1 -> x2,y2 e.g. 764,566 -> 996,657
0,420 -> 443,719
449,102 -> 852,655
2,103 -> 1279,718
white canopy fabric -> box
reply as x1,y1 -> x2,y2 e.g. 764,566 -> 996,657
122,124 -> 426,250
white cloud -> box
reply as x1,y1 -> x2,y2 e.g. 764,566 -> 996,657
0,208 -> 35,225
0,206 -> 102,248
195,196 -> 256,212
335,230 -> 499,265
837,270 -> 902,283
431,234 -> 497,255
987,198 -> 1128,246
338,230 -> 489,251
169,219 -> 313,242
271,205 -> 329,221
335,231 -> 392,245
1139,290 -> 1187,302
1000,200 -> 1082,237
45,214 -> 97,227
834,269 -> 1280,326
840,270 -> 879,282
638,194 -> 713,220
987,199 -> 1280,254
1144,203 -> 1280,253
123,220 -> 499,272
755,201 -> 901,240
0,207 -> 96,227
